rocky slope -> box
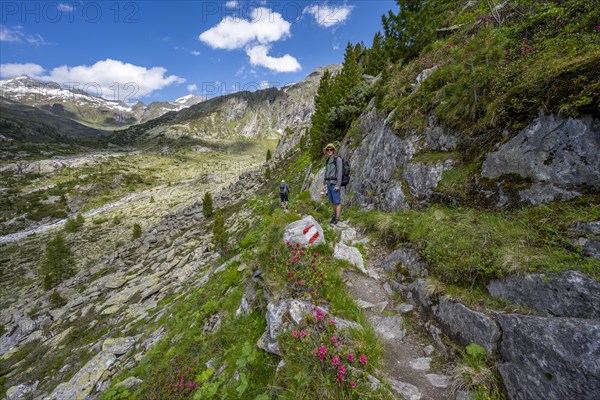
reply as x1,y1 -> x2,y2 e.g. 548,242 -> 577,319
114,65 -> 341,144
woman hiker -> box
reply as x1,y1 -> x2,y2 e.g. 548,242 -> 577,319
322,143 -> 343,224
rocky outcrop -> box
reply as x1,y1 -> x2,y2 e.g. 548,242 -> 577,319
336,109 -> 461,211
497,314 -> 600,400
487,271 -> 600,319
482,113 -> 600,205
343,108 -> 416,211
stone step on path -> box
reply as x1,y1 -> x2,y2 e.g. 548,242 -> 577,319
332,221 -> 455,400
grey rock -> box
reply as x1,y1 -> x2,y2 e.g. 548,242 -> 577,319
403,160 -> 453,200
48,351 -> 117,400
344,108 -> 415,212
426,373 -> 451,388
569,221 -> 600,235
5,381 -> 39,400
432,297 -> 500,356
334,243 -> 370,276
373,315 -> 405,341
397,304 -> 414,314
423,118 -> 460,151
409,279 -> 433,312
518,183 -> 580,205
379,248 -> 428,278
409,357 -> 431,370
102,337 -> 136,355
482,113 -> 600,205
423,345 -> 435,356
115,376 -> 143,389
455,390 -> 474,400
487,271 -> 600,319
308,168 -> 326,201
387,378 -> 422,400
497,314 -> 600,400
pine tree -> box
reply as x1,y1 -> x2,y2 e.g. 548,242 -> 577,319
212,208 -> 227,255
75,213 -> 84,225
364,32 -> 387,76
309,69 -> 334,158
41,234 -> 76,290
202,192 -> 213,218
266,149 -> 272,161
382,0 -> 453,63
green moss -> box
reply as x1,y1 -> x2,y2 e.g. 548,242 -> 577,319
354,197 -> 600,288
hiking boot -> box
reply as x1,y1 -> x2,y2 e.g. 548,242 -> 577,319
331,217 -> 339,225
330,216 -> 337,223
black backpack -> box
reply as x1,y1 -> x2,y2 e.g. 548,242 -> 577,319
337,156 -> 351,187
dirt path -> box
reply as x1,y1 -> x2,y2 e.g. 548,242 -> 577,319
334,221 -> 455,400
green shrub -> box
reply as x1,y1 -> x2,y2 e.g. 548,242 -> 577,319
49,290 -> 67,308
451,343 -> 504,400
132,223 -> 142,240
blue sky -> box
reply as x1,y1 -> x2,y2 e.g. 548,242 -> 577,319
0,1 -> 396,104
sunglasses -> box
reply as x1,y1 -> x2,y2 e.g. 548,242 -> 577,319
326,148 -> 334,152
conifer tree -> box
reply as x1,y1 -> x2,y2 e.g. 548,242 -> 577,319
382,0 -> 453,63
266,149 -> 272,161
309,69 -> 334,158
202,191 -> 213,218
364,32 -> 387,76
212,208 -> 227,255
41,234 -> 75,290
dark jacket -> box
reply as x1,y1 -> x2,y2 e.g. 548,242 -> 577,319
323,156 -> 343,186
279,183 -> 290,194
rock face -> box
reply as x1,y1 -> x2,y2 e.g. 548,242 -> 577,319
339,109 -> 461,211
487,271 -> 600,319
344,109 -> 415,211
497,314 -> 600,400
482,113 -> 600,205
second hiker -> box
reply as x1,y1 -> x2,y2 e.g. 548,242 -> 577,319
279,179 -> 290,209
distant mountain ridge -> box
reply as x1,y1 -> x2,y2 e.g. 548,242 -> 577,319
0,75 -> 206,130
113,65 -> 342,145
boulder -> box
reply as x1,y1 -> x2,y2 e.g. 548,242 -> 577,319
497,314 -> 600,400
282,215 -> 325,247
378,248 -> 428,278
432,297 -> 500,356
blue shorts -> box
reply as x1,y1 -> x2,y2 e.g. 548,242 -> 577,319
327,183 -> 341,205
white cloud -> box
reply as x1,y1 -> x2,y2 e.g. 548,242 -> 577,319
187,84 -> 197,92
57,3 -> 75,12
246,45 -> 300,73
199,7 -> 300,72
0,25 -> 49,45
190,50 -> 201,56
0,63 -> 46,79
303,3 -> 353,28
0,59 -> 184,102
199,7 -> 291,50
225,1 -> 238,8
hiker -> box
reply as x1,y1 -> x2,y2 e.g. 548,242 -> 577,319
322,143 -> 343,224
279,179 -> 290,209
